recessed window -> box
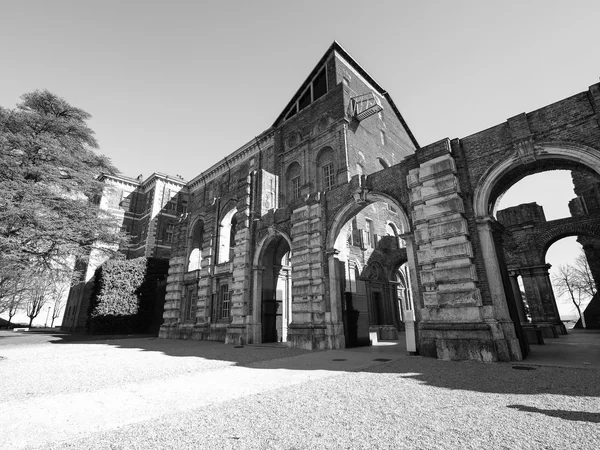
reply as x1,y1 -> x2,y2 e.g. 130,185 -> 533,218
298,88 -> 311,112
313,68 -> 327,100
323,163 -> 335,191
165,222 -> 174,243
292,176 -> 301,200
220,284 -> 231,319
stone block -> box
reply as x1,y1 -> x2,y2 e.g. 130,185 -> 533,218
421,174 -> 460,201
417,241 -> 473,264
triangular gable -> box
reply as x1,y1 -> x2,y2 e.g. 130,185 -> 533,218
272,41 -> 419,148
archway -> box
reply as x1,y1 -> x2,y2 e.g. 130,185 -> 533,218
327,192 -> 418,350
251,230 -> 293,344
477,142 -> 600,357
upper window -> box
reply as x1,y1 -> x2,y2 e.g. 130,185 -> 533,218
283,66 -> 328,121
188,220 -> 204,271
286,162 -> 302,202
217,208 -> 237,264
323,163 -> 335,191
316,147 -> 335,192
164,222 -> 175,243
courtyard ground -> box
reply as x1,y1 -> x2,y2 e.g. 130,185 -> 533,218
0,330 -> 598,450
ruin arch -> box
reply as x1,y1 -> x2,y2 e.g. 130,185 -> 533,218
473,142 -> 600,217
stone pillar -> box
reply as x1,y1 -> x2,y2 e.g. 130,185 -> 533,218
159,255 -> 186,338
226,225 -> 251,345
520,264 -> 566,336
288,203 -> 332,349
475,216 -> 522,361
401,234 -> 418,354
248,265 -> 264,344
407,142 -> 521,362
508,271 -> 527,324
327,249 -> 346,349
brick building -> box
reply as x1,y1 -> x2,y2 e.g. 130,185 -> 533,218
62,172 -> 187,330
139,42 -> 600,362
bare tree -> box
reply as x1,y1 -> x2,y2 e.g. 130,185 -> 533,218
50,283 -> 67,328
6,292 -> 23,326
552,251 -> 597,329
25,276 -> 53,327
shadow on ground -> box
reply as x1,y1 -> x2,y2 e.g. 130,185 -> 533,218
3,329 -> 598,399
506,405 -> 600,423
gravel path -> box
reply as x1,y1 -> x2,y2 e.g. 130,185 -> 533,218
1,331 -> 599,450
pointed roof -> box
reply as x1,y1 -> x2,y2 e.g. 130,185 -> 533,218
272,41 -> 419,148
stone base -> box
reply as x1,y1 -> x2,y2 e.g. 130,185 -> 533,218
532,322 -> 559,338
521,323 -> 544,345
287,322 -> 345,350
225,324 -> 246,345
370,325 -> 399,341
158,323 -> 228,342
419,321 -> 523,362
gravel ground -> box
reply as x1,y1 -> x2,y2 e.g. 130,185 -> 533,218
1,331 -> 599,450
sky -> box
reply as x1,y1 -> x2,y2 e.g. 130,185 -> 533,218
2,0 -> 599,322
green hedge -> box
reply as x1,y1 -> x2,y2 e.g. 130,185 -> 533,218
87,257 -> 168,334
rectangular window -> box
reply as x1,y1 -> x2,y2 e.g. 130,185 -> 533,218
292,176 -> 301,200
323,163 -> 335,191
184,288 -> 196,321
313,68 -> 327,100
221,284 -> 231,319
365,219 -> 374,247
165,223 -> 174,243
298,87 -> 311,112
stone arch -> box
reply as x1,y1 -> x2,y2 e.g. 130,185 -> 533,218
326,191 -> 411,250
539,223 -> 600,262
473,141 -> 600,217
250,227 -> 293,344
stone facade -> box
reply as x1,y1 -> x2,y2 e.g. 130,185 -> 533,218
155,42 -> 600,362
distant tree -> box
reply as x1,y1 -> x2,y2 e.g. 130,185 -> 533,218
5,291 -> 24,326
50,282 -> 67,327
552,252 -> 597,328
24,274 -> 54,327
0,90 -> 127,280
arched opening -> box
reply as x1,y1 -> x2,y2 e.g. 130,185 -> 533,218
188,219 -> 204,272
477,144 -> 600,361
256,234 -> 292,343
546,236 -> 599,330
328,194 -> 417,349
217,208 -> 237,264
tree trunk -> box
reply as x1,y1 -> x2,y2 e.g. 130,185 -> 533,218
28,316 -> 34,327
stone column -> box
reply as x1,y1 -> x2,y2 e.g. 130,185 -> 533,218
508,271 -> 527,324
400,233 -> 418,354
248,265 -> 264,344
327,249 -> 345,349
520,264 -> 566,336
476,216 -> 522,361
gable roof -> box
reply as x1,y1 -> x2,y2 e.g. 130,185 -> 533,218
272,41 -> 419,148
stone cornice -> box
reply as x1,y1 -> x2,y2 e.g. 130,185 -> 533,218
188,128 -> 275,192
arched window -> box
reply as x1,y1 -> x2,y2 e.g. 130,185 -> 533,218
188,220 -> 204,271
286,162 -> 302,202
316,147 -> 335,192
218,208 -> 237,264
